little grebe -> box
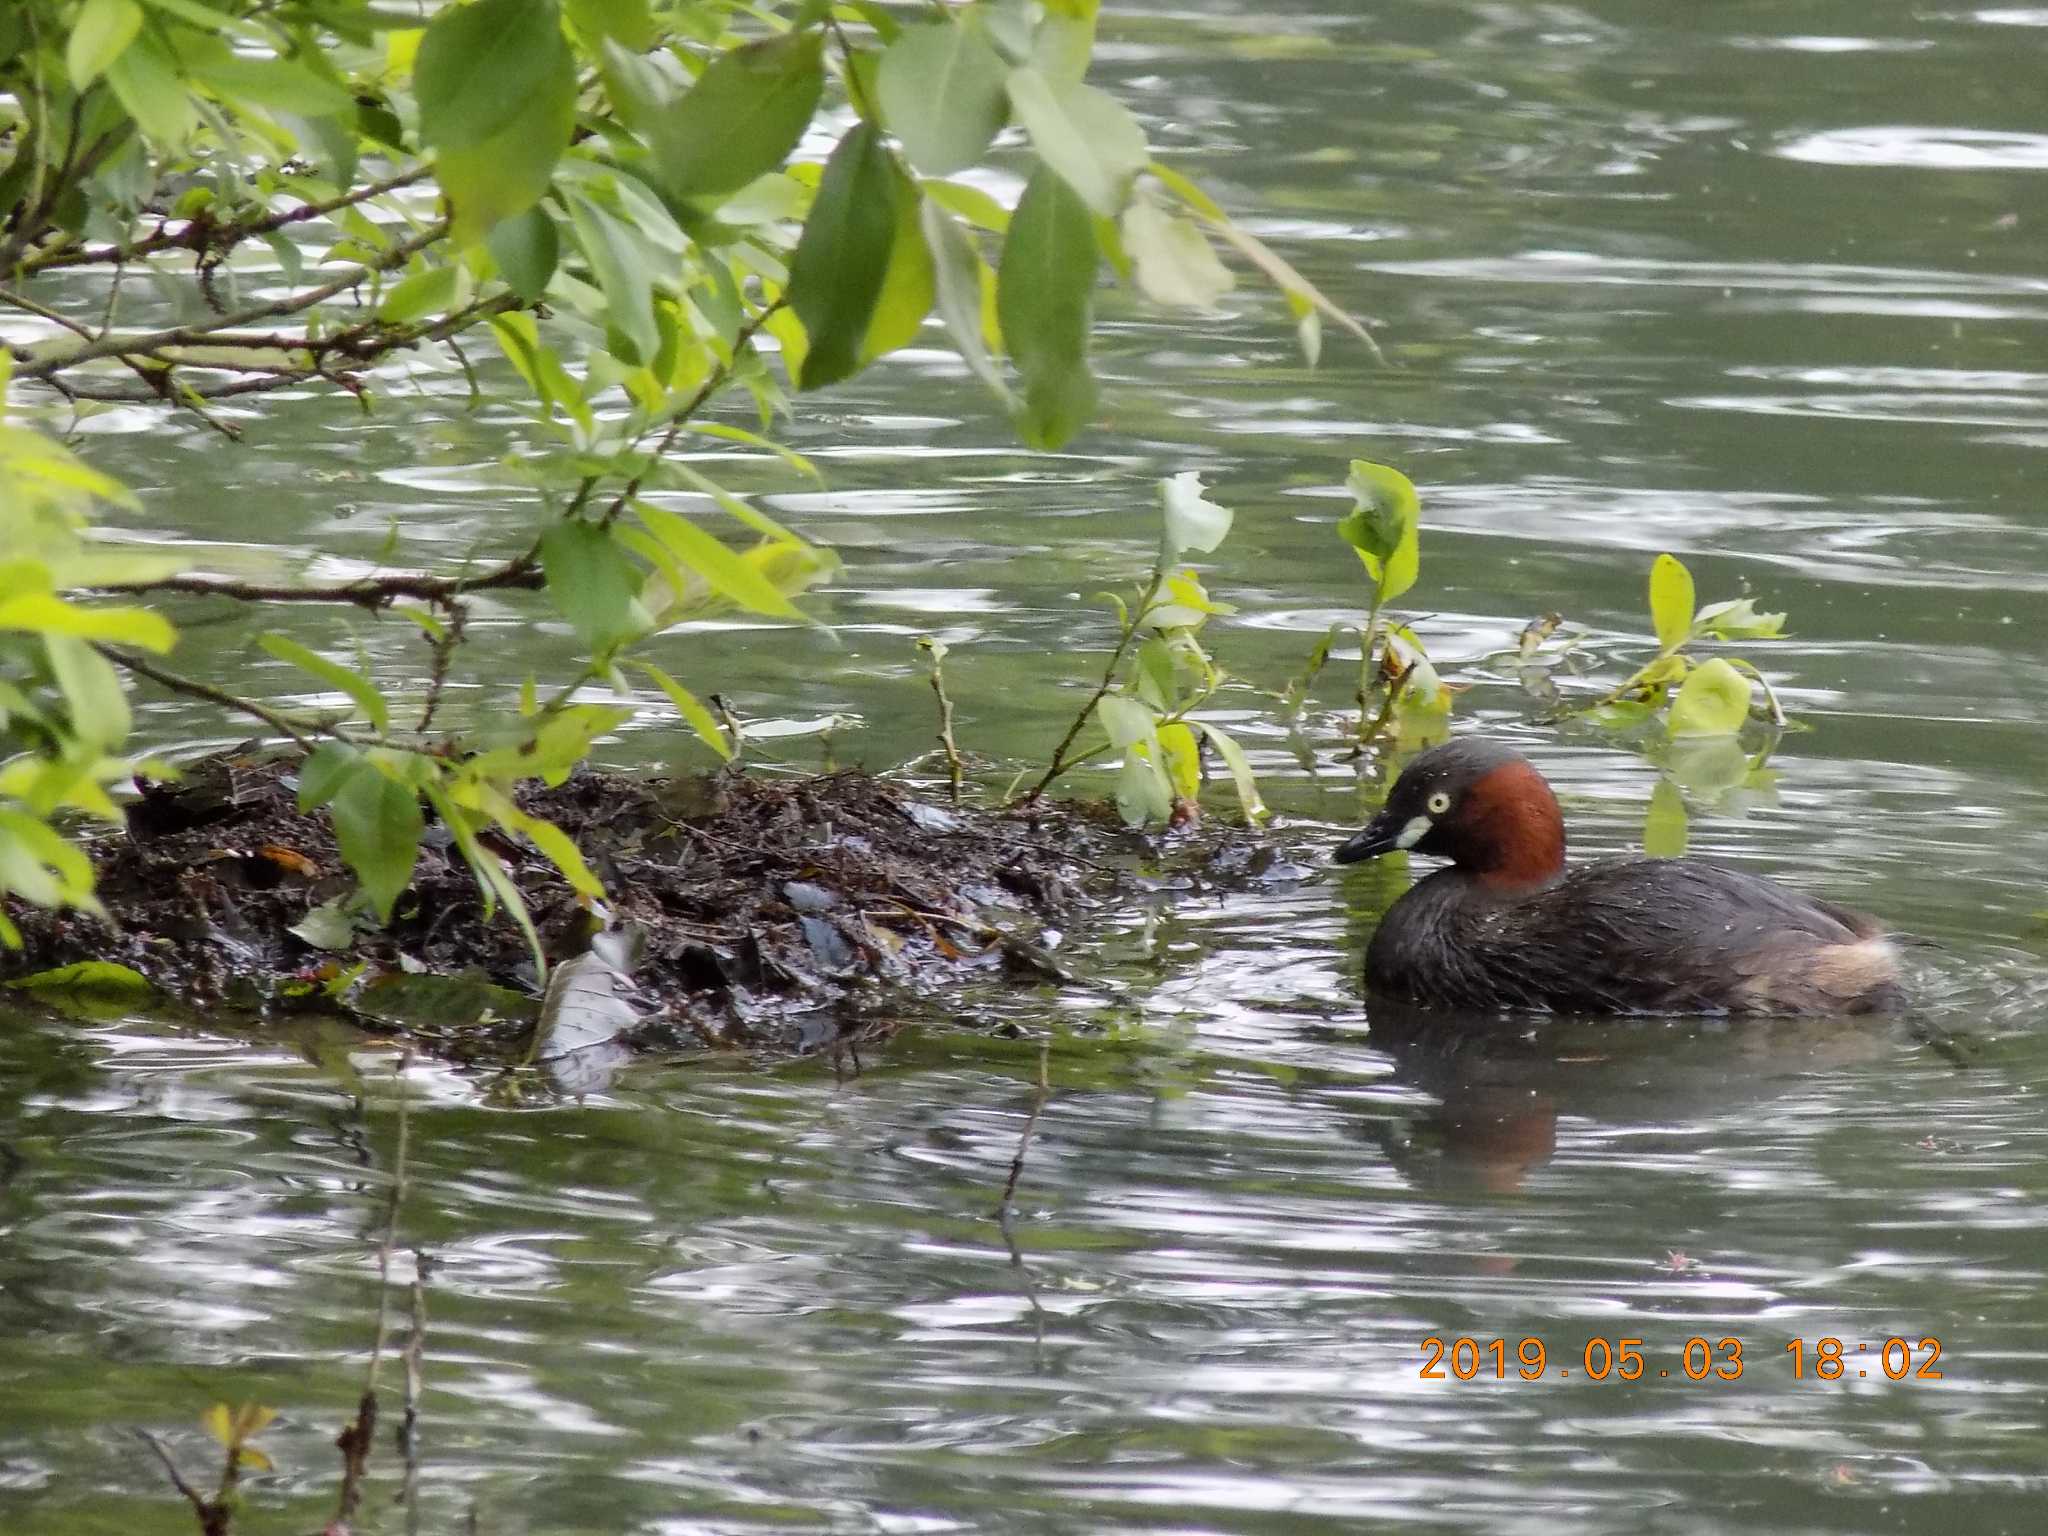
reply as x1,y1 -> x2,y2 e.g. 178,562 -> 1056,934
1334,738 -> 1904,1015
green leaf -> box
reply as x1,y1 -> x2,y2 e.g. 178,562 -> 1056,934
597,36 -> 672,135
68,0 -> 143,89
997,166 -> 1099,449
921,199 -> 1010,404
1342,459 -> 1420,602
473,786 -> 603,899
653,31 -> 824,200
106,32 -> 196,147
787,123 -> 901,390
1668,657 -> 1752,738
1114,752 -> 1172,828
429,785 -> 546,977
376,263 -> 459,324
1643,777 -> 1689,857
290,895 -> 358,951
0,592 -> 174,652
420,0 -> 575,245
1003,67 -> 1147,217
416,0 -> 569,151
1692,596 -> 1786,641
1096,692 -> 1157,750
1160,471 -> 1231,561
1157,721 -> 1201,801
926,178 -> 1010,233
465,704 -> 630,783
565,0 -> 654,48
633,662 -> 732,760
632,503 -> 807,620
6,960 -> 153,998
44,634 -> 129,751
1649,553 -> 1695,652
260,635 -> 390,734
487,206 -> 560,302
296,742 -> 362,811
877,18 -> 1010,176
1121,199 -> 1234,310
540,520 -> 646,654
0,809 -> 97,911
135,0 -> 263,35
1193,721 -> 1267,823
565,191 -> 661,365
193,56 -> 356,117
435,89 -> 575,247
663,462 -> 805,544
329,763 -> 423,924
861,172 -> 936,363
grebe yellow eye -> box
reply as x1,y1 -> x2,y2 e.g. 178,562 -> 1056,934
1426,790 -> 1452,814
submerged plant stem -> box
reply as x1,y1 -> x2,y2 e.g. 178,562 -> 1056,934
335,1049 -> 413,1527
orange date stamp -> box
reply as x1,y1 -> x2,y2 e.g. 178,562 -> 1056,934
1420,1335 -> 1944,1382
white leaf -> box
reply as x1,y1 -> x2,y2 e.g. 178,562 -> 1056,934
1160,472 -> 1232,561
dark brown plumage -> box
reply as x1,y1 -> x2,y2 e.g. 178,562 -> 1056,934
1335,739 -> 1904,1016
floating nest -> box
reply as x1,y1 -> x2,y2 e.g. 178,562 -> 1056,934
1,749 -> 1177,1061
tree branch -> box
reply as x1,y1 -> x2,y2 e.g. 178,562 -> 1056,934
17,224 -> 446,381
22,167 -> 436,274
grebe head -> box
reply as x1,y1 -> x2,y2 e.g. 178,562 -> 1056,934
1333,738 -> 1566,892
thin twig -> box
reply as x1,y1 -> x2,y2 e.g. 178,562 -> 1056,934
137,1430 -> 211,1523
1357,654 -> 1412,750
594,298 -> 787,529
994,1041 -> 1054,1353
399,1256 -> 429,1536
91,555 -> 544,610
996,1039 -> 1052,1217
23,168 -> 437,274
335,1048 -> 414,1526
102,645 -> 319,751
1019,570 -> 1165,805
918,638 -> 964,805
18,224 -> 446,381
416,600 -> 468,733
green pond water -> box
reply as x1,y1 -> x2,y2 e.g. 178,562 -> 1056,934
7,0 -> 2048,1530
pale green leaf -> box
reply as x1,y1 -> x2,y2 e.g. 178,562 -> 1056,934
877,18 -> 1010,176
1004,67 -> 1146,217
259,634 -> 390,733
1644,777 -> 1689,856
67,0 -> 143,89
1668,657 -> 1752,738
922,199 -> 1010,404
0,593 -> 174,652
1095,692 -> 1157,750
1121,200 -> 1233,311
633,502 -> 806,620
633,661 -> 732,759
45,634 -> 130,751
1650,553 -> 1695,652
1193,721 -> 1267,822
1343,459 -> 1420,601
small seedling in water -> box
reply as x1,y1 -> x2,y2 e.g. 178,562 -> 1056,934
1570,552 -> 1789,735
1019,474 -> 1265,828
1282,459 -> 1452,753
